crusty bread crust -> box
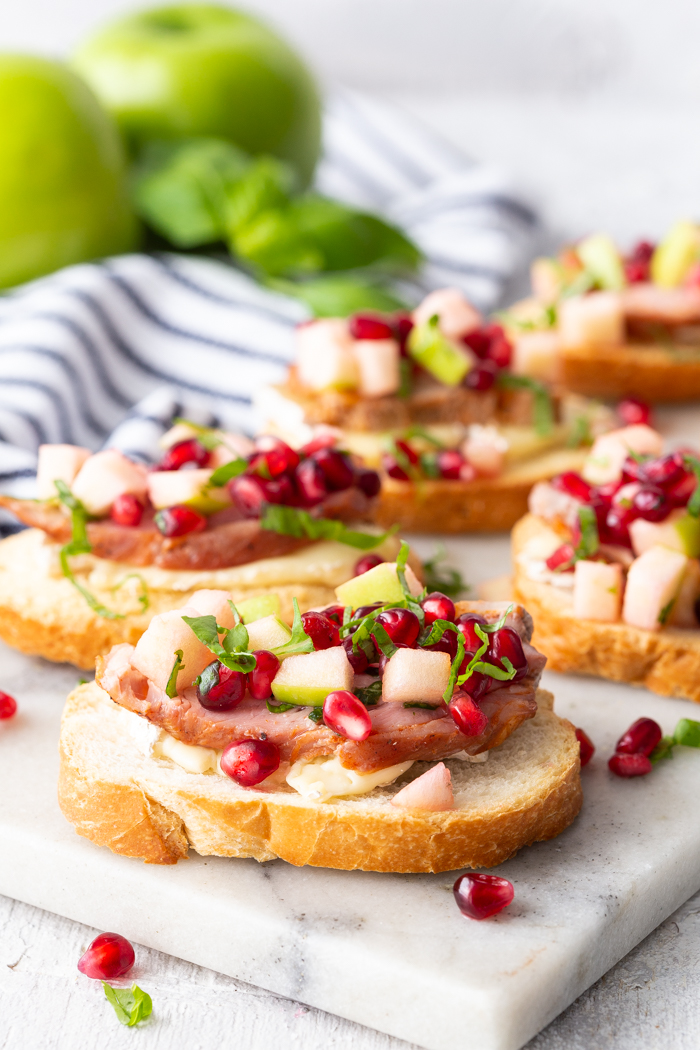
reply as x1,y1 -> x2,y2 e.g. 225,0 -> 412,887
513,513 -> 700,701
561,342 -> 700,402
374,448 -> 589,533
58,683 -> 582,873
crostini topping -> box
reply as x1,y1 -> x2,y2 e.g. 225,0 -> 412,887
0,691 -> 17,720
195,661 -> 247,712
453,873 -> 515,920
157,437 -> 211,471
220,738 -> 281,787
322,690 -> 372,741
78,932 -> 135,980
391,762 -> 454,811
354,552 -> 384,576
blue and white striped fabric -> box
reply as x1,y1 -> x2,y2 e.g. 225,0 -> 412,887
0,90 -> 537,521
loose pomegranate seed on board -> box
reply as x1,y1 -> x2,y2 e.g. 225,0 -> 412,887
614,717 -> 662,757
421,592 -> 456,625
301,611 -> 340,650
373,608 -> 421,647
453,873 -> 514,920
110,493 -> 144,527
323,690 -> 372,740
196,662 -> 246,711
312,448 -> 354,490
449,692 -> 488,735
608,752 -> 653,777
154,505 -> 207,537
220,739 -> 280,787
0,691 -> 17,719
342,636 -> 369,673
78,933 -> 135,980
354,552 -> 384,576
158,438 -> 210,471
349,313 -> 394,340
247,650 -> 281,700
575,727 -> 595,767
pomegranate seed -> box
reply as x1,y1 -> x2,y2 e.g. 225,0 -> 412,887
618,397 -> 652,427
623,241 -> 654,284
453,873 -> 514,920
77,933 -> 135,980
640,453 -> 685,490
575,727 -> 595,766
229,474 -> 293,516
486,331 -> 512,369
632,486 -> 669,522
220,739 -> 280,787
323,690 -> 372,740
250,440 -> 299,478
158,438 -> 210,471
462,327 -> 491,359
342,635 -> 369,673
354,552 -> 384,576
196,661 -> 246,711
382,454 -> 410,481
312,448 -> 354,490
465,361 -> 497,391
489,627 -> 528,682
301,611 -> 340,650
395,439 -> 419,465
436,449 -> 463,480
449,692 -> 488,735
421,592 -> 456,625
392,312 -> 414,352
110,493 -> 144,527
0,691 -> 17,719
455,613 -> 487,652
354,602 -> 383,619
608,752 -> 653,777
300,432 -> 337,456
621,455 -> 646,483
294,458 -> 328,505
603,507 -> 633,547
615,717 -> 662,756
154,504 -> 207,537
247,650 -> 281,701
321,604 -> 345,624
355,468 -> 381,498
457,662 -> 489,700
373,608 -> 421,647
598,479 -> 624,502
424,630 -> 459,659
545,544 -> 575,572
666,470 -> 697,506
349,312 -> 394,340
551,472 -> 593,502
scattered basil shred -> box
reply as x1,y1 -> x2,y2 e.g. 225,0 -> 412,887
54,481 -> 124,620
111,573 -> 150,612
574,505 -> 600,561
102,982 -> 152,1027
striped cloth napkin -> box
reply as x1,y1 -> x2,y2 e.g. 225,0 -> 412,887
0,90 -> 537,521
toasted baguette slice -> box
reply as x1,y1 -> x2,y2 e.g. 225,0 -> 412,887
58,682 -> 582,874
561,342 -> 700,402
513,512 -> 700,702
373,447 -> 589,533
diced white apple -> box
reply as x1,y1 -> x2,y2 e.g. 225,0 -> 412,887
629,510 -> 700,558
352,338 -> 401,398
412,288 -> 482,340
511,330 -> 561,383
131,606 -> 214,692
582,425 -> 664,485
36,444 -> 91,500
187,589 -> 237,630
573,560 -> 623,622
667,558 -> 700,627
381,647 -> 451,705
559,292 -> 624,349
209,431 -> 255,467
335,560 -> 422,607
271,647 -> 353,707
296,319 -> 359,391
147,468 -> 212,510
71,450 -> 148,516
622,545 -> 689,631
390,762 -> 454,811
245,614 -> 292,652
158,422 -> 200,450
462,425 -> 508,478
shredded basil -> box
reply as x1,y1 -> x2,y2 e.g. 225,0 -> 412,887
111,573 -> 150,612
355,679 -> 383,706
260,503 -> 397,550
684,454 -> 700,517
209,458 -> 248,487
421,545 -> 467,599
271,598 -> 314,657
497,374 -> 554,436
403,701 -> 439,709
567,415 -> 594,449
370,622 -> 397,659
306,706 -> 324,723
165,650 -> 184,698
266,699 -> 297,714
574,505 -> 600,561
54,481 -> 124,620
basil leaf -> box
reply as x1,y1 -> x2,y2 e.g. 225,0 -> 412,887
497,374 -> 554,436
260,503 -> 396,550
271,597 -> 314,657
403,701 -> 439,709
55,481 -> 125,621
444,632 -> 466,702
102,982 -> 153,1027
684,455 -> 700,518
469,657 -> 516,682
266,699 -> 297,714
370,622 -> 397,660
182,613 -> 220,651
171,417 -> 223,451
355,679 -> 382,706
650,736 -> 675,764
165,650 -> 184,698
224,622 -> 250,654
209,458 -> 248,487
674,718 -> 700,747
574,505 -> 600,561
404,425 -> 446,449
307,706 -> 324,723
181,614 -> 256,673
396,540 -> 426,623
111,573 -> 150,612
420,619 -> 459,648
479,603 -> 515,634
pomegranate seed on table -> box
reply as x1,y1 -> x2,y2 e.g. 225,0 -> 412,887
455,613 -> 487,652
382,454 -> 410,481
489,627 -> 529,682
615,717 -> 662,757
453,873 -> 515,920
608,752 -> 653,777
342,635 -> 369,673
78,932 -> 135,980
110,493 -> 144,527
154,504 -> 207,537
294,458 -> 328,505
312,447 -> 354,490
323,690 -> 372,740
464,361 -> 498,391
449,692 -> 488,735
158,438 -> 211,471
373,608 -> 421,647
618,397 -> 652,427
247,650 -> 281,701
632,487 -> 669,522
545,544 -> 575,572
301,611 -> 340,650
436,449 -> 463,480
349,312 -> 395,340
196,662 -> 246,711
355,468 -> 381,498
220,739 -> 280,786
551,472 -> 593,502
421,592 -> 456,625
0,691 -> 17,719
354,552 -> 384,576
575,727 -> 595,767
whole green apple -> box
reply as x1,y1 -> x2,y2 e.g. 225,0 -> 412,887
73,4 -> 322,187
0,55 -> 138,290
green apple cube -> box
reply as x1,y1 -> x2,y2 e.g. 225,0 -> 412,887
236,594 -> 281,624
271,647 -> 353,707
335,560 -> 422,608
147,468 -> 215,510
651,220 -> 700,288
576,234 -> 625,290
407,317 -> 471,387
629,512 -> 700,559
381,648 -> 451,704
245,614 -> 291,652
622,545 -> 688,631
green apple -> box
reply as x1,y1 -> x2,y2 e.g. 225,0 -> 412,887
335,561 -> 422,608
271,647 -> 353,707
651,220 -> 700,288
0,55 -> 137,290
236,593 -> 281,624
407,316 -> 472,387
73,4 -> 321,187
629,511 -> 700,559
245,614 -> 291,652
576,233 -> 625,290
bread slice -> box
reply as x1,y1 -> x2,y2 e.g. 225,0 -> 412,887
513,512 -> 700,701
561,342 -> 700,402
58,682 -> 582,873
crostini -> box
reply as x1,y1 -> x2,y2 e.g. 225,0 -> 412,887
513,422 -> 700,701
58,549 -> 582,873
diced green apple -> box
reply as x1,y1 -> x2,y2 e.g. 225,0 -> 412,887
558,292 -> 624,350
582,424 -> 663,485
296,318 -> 358,391
629,511 -> 700,559
147,468 -> 229,513
575,233 -> 625,290
381,648 -> 451,704
622,545 -> 688,631
353,338 -> 401,398
572,560 -> 623,622
651,220 -> 700,288
72,449 -> 148,515
407,316 -> 472,387
335,559 -> 422,608
667,558 -> 700,627
131,606 -> 214,692
245,614 -> 292,652
187,589 -> 238,630
412,288 -> 481,340
236,593 -> 281,623
271,646 -> 353,706
36,443 -> 91,500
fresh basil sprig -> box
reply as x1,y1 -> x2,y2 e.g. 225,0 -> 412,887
271,598 -> 314,657
260,503 -> 396,550
102,982 -> 152,1027
54,480 -> 124,621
